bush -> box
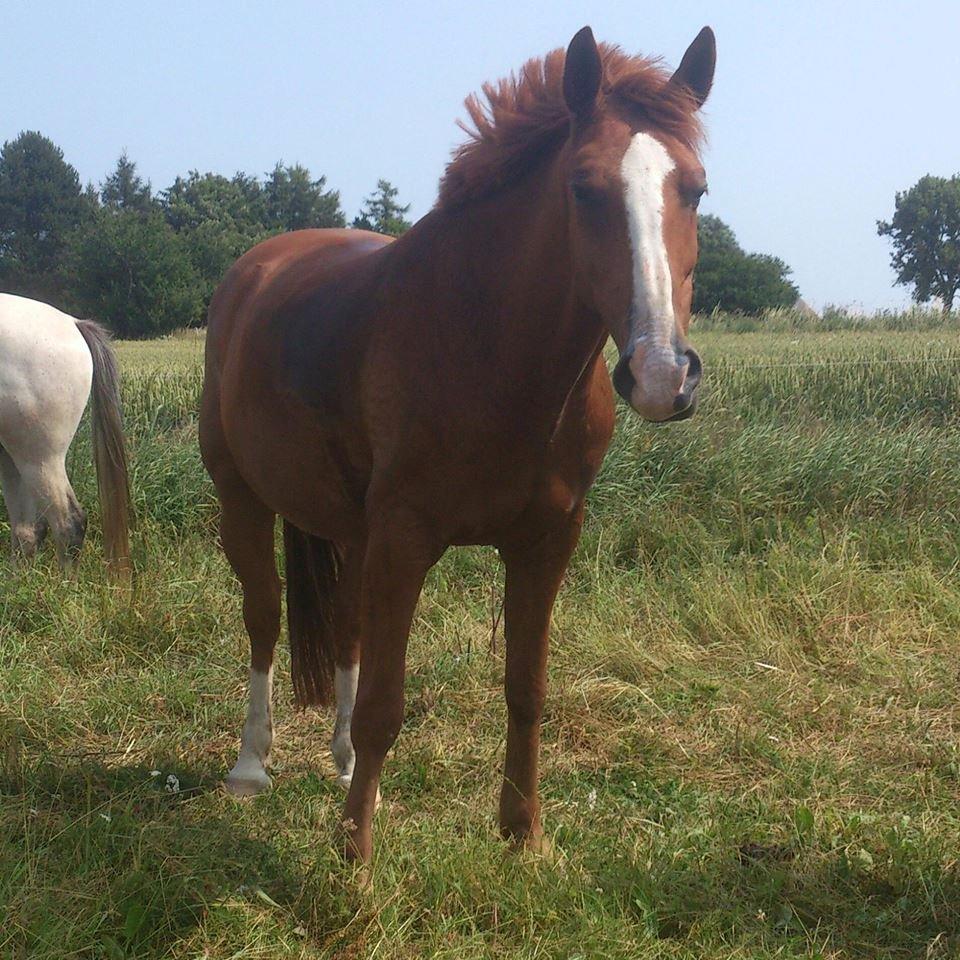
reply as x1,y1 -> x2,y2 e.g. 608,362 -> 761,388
693,215 -> 799,315
67,210 -> 202,338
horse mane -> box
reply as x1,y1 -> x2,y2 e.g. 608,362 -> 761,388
438,43 -> 705,209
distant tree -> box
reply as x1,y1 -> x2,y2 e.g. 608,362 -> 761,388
68,208 -> 201,337
162,171 -> 264,234
353,179 -> 412,236
0,131 -> 84,302
158,164 -> 344,321
100,152 -> 153,213
696,213 -> 739,255
878,174 -> 960,313
160,171 -> 269,321
262,163 -> 345,231
693,214 -> 799,315
80,182 -> 101,218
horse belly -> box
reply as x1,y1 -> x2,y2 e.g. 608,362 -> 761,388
221,394 -> 366,543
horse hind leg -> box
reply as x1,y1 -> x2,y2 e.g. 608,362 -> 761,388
217,474 -> 281,797
329,546 -> 363,789
5,454 -> 81,566
0,448 -> 44,560
37,466 -> 85,568
281,525 -> 369,792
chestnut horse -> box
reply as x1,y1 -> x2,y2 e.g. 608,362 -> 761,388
201,25 -> 715,862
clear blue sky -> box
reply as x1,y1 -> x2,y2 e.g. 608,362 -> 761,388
6,1 -> 959,311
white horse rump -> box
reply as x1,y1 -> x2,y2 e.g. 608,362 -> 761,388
0,293 -> 131,571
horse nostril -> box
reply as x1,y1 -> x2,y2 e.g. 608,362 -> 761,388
612,352 -> 635,402
684,348 -> 702,391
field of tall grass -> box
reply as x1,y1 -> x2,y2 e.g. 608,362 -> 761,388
2,318 -> 960,958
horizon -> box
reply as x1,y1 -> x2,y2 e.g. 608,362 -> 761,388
5,0 -> 959,312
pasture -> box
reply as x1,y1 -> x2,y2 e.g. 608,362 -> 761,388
2,323 -> 960,958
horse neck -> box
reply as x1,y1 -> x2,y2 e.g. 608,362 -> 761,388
423,164 -> 606,408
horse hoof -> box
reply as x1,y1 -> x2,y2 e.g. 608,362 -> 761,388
503,824 -> 556,860
526,833 -> 556,861
223,771 -> 272,797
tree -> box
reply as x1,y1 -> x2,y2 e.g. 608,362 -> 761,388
878,174 -> 960,313
100,152 -> 153,213
0,131 -> 84,302
353,179 -> 412,236
160,170 -> 270,320
68,208 -> 201,338
162,171 -> 264,234
159,164 -> 345,322
693,214 -> 799,315
262,163 -> 344,231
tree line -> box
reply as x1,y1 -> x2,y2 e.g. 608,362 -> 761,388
0,131 -> 411,337
0,129 -> 812,338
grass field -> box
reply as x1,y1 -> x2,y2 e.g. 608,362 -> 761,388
2,324 -> 960,958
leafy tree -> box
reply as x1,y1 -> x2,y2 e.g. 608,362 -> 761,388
100,152 -> 153,213
262,163 -> 344,231
162,171 -> 264,234
353,179 -> 411,236
0,131 -> 84,301
878,174 -> 960,313
160,164 -> 344,321
68,208 -> 201,337
160,171 -> 270,321
693,214 -> 798,315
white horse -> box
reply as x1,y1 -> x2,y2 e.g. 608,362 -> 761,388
0,293 -> 131,570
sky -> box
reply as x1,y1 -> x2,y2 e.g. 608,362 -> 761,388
5,1 -> 959,312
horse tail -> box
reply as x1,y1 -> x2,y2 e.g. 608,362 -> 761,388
75,319 -> 132,574
282,521 -> 341,708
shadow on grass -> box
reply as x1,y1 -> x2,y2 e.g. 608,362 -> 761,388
0,750 -> 350,959
560,808 -> 960,959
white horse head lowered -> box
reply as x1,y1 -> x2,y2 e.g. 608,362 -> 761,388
0,293 -> 131,572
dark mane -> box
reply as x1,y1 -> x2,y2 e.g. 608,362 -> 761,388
438,43 -> 705,209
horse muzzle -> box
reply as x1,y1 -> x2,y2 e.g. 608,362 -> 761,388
612,342 -> 702,422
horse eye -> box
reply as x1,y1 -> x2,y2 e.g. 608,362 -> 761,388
571,180 -> 603,204
688,184 -> 708,209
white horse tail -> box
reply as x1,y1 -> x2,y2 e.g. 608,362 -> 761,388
75,320 -> 132,574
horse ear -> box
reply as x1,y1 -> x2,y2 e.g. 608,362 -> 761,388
563,26 -> 602,117
669,26 -> 716,108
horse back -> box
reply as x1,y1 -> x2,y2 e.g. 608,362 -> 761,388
205,229 -> 392,379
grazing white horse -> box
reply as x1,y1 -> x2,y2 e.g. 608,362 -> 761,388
0,293 -> 131,570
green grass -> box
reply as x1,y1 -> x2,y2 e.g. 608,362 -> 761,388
2,323 -> 960,958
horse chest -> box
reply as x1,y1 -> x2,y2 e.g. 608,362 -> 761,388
428,399 -> 612,545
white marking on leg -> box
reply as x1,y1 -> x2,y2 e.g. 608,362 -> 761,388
226,667 -> 273,794
331,664 -> 359,788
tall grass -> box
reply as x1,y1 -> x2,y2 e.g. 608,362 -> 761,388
694,305 -> 960,333
1,328 -> 959,958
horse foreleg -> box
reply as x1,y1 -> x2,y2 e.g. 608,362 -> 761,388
341,514 -> 436,863
498,508 -> 584,850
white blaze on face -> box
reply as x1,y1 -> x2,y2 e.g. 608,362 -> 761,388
620,132 -> 677,358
